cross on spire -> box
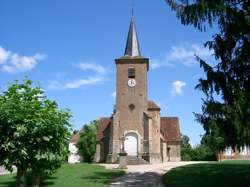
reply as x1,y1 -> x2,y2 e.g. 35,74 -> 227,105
131,0 -> 134,17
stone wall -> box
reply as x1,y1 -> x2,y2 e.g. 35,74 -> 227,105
149,110 -> 161,155
149,153 -> 162,164
167,141 -> 181,162
162,141 -> 168,162
95,143 -> 101,163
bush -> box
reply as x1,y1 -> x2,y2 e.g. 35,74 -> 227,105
180,134 -> 216,161
77,120 -> 98,162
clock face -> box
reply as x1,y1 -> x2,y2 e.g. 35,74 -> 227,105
128,79 -> 136,87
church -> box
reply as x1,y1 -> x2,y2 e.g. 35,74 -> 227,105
95,16 -> 181,164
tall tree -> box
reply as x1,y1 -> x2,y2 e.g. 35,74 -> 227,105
165,0 -> 250,151
0,78 -> 72,187
180,134 -> 193,161
181,134 -> 192,149
201,134 -> 225,161
77,120 -> 98,162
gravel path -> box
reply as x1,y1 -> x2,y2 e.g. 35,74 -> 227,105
108,171 -> 164,187
101,161 -> 206,187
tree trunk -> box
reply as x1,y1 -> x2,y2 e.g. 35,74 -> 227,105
217,151 -> 222,162
216,151 -> 221,162
32,170 -> 42,187
16,167 -> 26,187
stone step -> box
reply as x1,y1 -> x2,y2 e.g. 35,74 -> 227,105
126,156 -> 149,165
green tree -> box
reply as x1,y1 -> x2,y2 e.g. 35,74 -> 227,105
201,134 -> 225,161
192,143 -> 217,161
77,120 -> 98,162
181,134 -> 192,149
165,0 -> 250,150
29,100 -> 72,186
180,134 -> 193,161
181,134 -> 217,161
0,78 -> 72,187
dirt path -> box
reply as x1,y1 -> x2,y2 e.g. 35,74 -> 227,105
102,161 -> 206,187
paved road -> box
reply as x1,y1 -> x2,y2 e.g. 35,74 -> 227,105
102,161 -> 206,187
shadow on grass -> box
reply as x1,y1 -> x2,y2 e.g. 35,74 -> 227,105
81,170 -> 126,185
0,177 -> 16,187
0,164 -> 126,187
0,171 -> 57,187
162,161 -> 250,187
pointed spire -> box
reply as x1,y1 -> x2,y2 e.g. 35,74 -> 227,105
124,16 -> 141,57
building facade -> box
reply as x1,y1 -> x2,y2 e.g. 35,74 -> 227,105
95,17 -> 181,164
221,146 -> 250,160
68,131 -> 83,164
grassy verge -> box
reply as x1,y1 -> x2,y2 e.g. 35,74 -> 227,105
162,160 -> 250,187
0,163 -> 125,187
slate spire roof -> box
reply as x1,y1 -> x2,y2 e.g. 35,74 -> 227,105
124,16 -> 141,57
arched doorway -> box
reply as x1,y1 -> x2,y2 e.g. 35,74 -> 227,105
124,132 -> 138,156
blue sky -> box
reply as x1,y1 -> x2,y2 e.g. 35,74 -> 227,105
0,0 -> 217,145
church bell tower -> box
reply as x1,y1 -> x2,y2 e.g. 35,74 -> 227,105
108,16 -> 149,162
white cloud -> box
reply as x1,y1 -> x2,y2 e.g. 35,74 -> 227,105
151,42 -> 213,70
48,62 -> 108,91
150,59 -> 174,70
0,46 -> 46,73
65,77 -> 104,89
1,65 -> 16,73
0,46 -> 11,64
48,77 -> 105,90
78,63 -> 107,74
167,43 -> 213,67
171,81 -> 186,96
47,81 -> 64,90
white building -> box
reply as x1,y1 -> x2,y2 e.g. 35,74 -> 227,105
68,132 -> 83,164
222,146 -> 250,160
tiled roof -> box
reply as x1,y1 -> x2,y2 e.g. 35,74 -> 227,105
148,100 -> 161,111
96,118 -> 111,141
70,131 -> 81,143
70,128 -> 84,143
161,117 -> 180,142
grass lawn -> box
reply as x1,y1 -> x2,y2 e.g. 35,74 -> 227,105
162,160 -> 250,187
0,163 -> 125,187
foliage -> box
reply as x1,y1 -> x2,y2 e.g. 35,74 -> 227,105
181,134 -> 216,161
0,163 -> 125,187
165,0 -> 250,150
180,134 -> 193,161
181,148 -> 193,161
181,134 -> 192,149
192,144 -> 216,161
77,120 -> 98,162
201,134 -> 225,161
162,161 -> 250,187
0,78 -> 72,187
